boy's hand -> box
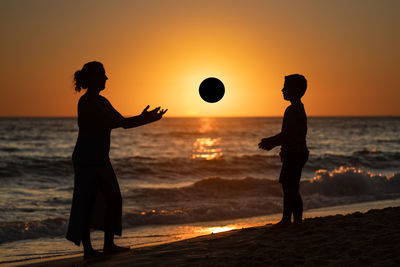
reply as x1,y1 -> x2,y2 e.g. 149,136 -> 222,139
258,138 -> 275,151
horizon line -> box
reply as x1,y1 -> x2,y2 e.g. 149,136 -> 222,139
1,115 -> 400,118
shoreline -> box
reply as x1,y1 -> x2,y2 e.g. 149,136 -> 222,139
19,205 -> 400,266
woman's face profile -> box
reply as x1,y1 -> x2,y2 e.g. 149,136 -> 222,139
88,68 -> 108,92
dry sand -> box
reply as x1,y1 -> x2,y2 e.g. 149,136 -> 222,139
24,206 -> 400,266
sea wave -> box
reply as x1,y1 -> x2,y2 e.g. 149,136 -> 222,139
303,166 -> 400,196
2,167 -> 399,244
0,218 -> 68,244
0,156 -> 73,180
305,151 -> 400,172
128,168 -> 400,204
1,152 -> 400,181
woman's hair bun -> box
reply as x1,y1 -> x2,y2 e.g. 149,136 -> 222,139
74,70 -> 83,92
73,61 -> 104,92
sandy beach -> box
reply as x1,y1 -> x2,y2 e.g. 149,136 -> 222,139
23,206 -> 400,267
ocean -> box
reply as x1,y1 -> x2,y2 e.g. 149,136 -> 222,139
1,117 -> 400,264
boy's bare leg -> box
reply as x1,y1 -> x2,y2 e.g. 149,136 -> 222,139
293,191 -> 303,224
279,183 -> 293,225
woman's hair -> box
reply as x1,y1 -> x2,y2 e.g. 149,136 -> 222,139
74,61 -> 104,92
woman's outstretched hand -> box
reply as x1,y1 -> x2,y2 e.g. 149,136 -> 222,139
141,105 -> 168,122
121,106 -> 167,129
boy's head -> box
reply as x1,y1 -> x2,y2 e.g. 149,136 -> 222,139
282,74 -> 307,101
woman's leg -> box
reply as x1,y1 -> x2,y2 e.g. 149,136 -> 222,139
98,181 -> 121,249
96,163 -> 128,252
82,220 -> 94,253
82,177 -> 98,256
104,231 -> 114,249
102,195 -> 128,252
82,188 -> 104,258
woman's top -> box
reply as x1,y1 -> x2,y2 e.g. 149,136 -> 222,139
72,94 -> 124,164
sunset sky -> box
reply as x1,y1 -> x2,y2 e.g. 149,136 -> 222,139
1,0 -> 399,117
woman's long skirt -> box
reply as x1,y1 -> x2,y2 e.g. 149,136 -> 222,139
66,160 -> 122,246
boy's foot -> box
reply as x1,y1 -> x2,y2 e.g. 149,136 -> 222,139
274,220 -> 291,228
103,244 -> 131,254
84,249 -> 102,259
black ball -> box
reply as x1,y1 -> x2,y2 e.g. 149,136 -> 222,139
199,77 -> 225,103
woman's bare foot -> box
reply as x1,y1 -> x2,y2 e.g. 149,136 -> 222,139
84,249 -> 102,259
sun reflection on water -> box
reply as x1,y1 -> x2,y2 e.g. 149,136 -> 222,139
198,118 -> 213,134
191,118 -> 223,160
192,137 -> 223,160
202,226 -> 236,234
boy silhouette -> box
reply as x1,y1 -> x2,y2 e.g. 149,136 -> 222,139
259,74 -> 309,226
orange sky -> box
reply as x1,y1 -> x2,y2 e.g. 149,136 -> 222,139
1,0 -> 399,117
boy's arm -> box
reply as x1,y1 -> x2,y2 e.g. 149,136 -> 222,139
259,106 -> 294,151
258,132 -> 282,150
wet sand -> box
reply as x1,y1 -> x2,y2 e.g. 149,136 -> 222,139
24,206 -> 400,266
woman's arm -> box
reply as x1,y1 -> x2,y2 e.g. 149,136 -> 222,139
101,97 -> 167,129
120,105 -> 168,129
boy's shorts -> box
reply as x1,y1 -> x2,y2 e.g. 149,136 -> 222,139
279,152 -> 308,185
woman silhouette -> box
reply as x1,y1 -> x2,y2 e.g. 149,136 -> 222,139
66,61 -> 167,258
